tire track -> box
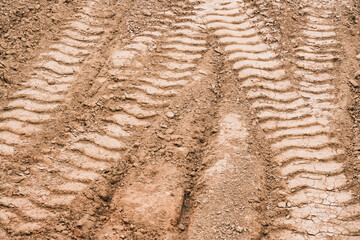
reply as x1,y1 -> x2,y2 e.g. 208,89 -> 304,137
265,4 -> 360,239
0,1 -> 210,238
79,2 -> 208,196
0,0 -> 114,157
0,0 -> 116,237
192,0 -> 360,239
57,1 -> 209,236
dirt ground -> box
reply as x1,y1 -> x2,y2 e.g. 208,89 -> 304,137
0,0 -> 360,239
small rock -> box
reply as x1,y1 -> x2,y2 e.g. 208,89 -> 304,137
199,70 -> 207,75
95,184 -> 111,201
178,224 -> 185,231
77,215 -> 89,227
235,226 -> 244,233
165,128 -> 174,134
166,111 -> 175,118
278,202 -> 287,208
356,54 -> 360,60
214,47 -> 224,55
74,228 -> 84,238
355,71 -> 360,80
143,10 -> 151,16
349,78 -> 359,88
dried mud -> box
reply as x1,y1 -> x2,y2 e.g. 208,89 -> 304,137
1,0 -> 360,239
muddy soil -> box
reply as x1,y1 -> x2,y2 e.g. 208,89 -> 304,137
1,0 -> 360,239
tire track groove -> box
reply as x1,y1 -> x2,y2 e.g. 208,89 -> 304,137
0,0 -> 116,236
0,2 -> 210,237
192,0 -> 360,239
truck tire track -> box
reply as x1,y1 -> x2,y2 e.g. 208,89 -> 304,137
265,3 -> 360,239
191,0 -> 360,239
0,0 -> 114,157
0,0 -> 116,237
0,1 -> 210,238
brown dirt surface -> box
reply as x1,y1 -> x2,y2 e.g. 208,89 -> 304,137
1,0 -> 360,239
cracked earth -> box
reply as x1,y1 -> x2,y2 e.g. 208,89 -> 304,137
1,0 -> 360,239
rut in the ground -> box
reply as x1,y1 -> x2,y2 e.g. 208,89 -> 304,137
0,0 -> 114,156
191,0 -> 360,239
0,0 -> 116,236
0,0 -> 210,238
265,3 -> 360,239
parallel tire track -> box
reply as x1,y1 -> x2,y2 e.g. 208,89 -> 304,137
0,0 -> 116,237
192,0 -> 360,239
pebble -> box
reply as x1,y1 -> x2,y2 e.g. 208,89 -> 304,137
356,54 -> 360,60
350,78 -> 359,87
95,184 -> 111,201
355,71 -> 360,80
178,224 -> 185,231
166,111 -> 175,118
278,202 -> 287,208
165,128 -> 174,134
143,10 -> 151,16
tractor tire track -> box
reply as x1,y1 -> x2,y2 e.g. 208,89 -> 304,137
0,0 -> 114,157
190,0 -> 360,239
0,0 -> 117,237
0,1 -> 210,238
59,1 -> 208,199
265,3 -> 360,239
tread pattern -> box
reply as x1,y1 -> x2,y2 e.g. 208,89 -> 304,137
0,0 -> 116,236
0,1 -> 209,237
0,0 -> 114,157
193,0 -> 360,239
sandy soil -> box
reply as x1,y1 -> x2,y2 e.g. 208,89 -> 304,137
0,0 -> 360,239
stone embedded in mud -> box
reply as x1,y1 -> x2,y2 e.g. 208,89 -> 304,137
356,54 -> 360,60
142,10 -> 151,16
166,111 -> 175,118
355,71 -> 360,80
94,184 -> 111,201
349,79 -> 359,87
178,224 -> 185,231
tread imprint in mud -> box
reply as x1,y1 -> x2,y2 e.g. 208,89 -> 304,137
266,5 -> 360,239
0,0 -> 116,236
0,1 -> 210,237
193,0 -> 360,239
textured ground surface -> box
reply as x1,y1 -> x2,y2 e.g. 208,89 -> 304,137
1,0 -> 360,239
